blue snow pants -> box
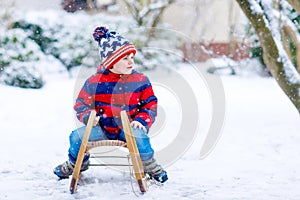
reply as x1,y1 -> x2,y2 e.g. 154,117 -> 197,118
68,126 -> 154,164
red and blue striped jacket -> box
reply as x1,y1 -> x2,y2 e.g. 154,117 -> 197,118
74,66 -> 157,139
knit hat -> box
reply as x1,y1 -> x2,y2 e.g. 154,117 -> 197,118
92,26 -> 136,69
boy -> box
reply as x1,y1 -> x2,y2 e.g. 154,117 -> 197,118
53,26 -> 168,183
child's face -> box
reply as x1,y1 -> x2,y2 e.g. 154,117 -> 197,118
110,53 -> 135,74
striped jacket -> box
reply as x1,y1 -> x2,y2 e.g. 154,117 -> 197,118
74,66 -> 157,139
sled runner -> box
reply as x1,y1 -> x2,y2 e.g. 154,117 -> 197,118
69,110 -> 147,194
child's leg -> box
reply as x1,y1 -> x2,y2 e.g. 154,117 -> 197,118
54,126 -> 107,179
119,128 -> 154,161
118,128 -> 168,183
68,125 -> 107,164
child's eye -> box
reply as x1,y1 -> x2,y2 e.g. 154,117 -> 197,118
123,56 -> 134,60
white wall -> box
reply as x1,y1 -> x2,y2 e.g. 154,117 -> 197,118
162,0 -> 247,42
116,0 -> 247,43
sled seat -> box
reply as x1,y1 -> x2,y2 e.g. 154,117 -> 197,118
86,140 -> 127,152
85,140 -> 130,168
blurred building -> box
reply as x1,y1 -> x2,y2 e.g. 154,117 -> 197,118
118,0 -> 249,62
172,0 -> 249,62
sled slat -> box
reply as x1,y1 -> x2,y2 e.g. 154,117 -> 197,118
70,110 -> 96,194
120,111 -> 147,193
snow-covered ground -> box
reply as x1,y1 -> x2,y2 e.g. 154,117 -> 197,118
0,62 -> 299,199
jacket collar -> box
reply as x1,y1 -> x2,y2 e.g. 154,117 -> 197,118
96,65 -> 137,76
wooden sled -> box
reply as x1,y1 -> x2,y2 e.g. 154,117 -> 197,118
69,110 -> 147,194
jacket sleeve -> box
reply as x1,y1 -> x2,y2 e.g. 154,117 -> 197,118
133,77 -> 157,131
73,79 -> 95,125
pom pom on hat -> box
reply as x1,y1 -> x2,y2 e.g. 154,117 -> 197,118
92,26 -> 136,69
93,26 -> 116,43
93,26 -> 108,42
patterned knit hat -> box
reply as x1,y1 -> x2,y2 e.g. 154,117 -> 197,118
93,26 -> 136,69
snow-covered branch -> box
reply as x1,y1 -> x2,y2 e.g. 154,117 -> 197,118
236,0 -> 300,113
285,0 -> 300,14
139,0 -> 170,19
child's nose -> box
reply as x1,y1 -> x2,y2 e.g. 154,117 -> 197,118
128,58 -> 134,64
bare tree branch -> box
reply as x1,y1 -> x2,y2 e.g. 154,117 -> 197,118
123,0 -> 175,45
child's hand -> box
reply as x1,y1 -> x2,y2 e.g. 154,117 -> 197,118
93,116 -> 100,126
130,121 -> 147,132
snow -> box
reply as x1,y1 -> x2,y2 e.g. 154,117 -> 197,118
249,0 -> 264,14
1,0 -> 61,10
1,62 -> 300,199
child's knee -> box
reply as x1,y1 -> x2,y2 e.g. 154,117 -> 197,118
133,128 -> 148,140
69,128 -> 84,145
133,129 -> 154,155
